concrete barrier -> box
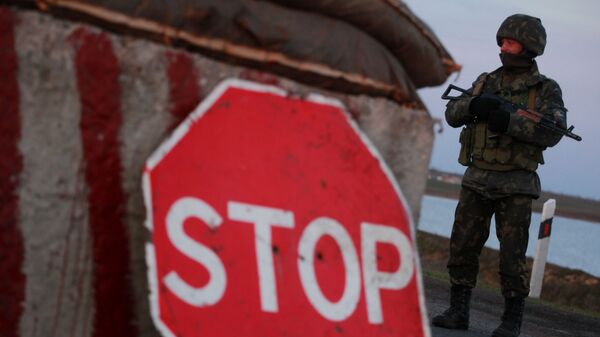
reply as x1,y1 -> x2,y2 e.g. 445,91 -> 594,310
1,6 -> 434,337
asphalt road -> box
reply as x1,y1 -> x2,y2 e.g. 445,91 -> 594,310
424,276 -> 600,337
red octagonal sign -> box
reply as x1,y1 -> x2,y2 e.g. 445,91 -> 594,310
144,79 -> 430,337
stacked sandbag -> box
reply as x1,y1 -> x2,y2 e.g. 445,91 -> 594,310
267,0 -> 458,87
8,0 -> 458,104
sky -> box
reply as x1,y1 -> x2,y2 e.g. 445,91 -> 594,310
402,0 -> 600,200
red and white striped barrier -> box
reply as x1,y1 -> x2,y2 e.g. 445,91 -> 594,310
0,6 -> 433,337
529,199 -> 556,298
2,9 -> 204,337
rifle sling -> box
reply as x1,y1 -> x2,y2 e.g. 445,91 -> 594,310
527,85 -> 537,110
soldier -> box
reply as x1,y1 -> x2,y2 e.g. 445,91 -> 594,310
432,14 -> 567,337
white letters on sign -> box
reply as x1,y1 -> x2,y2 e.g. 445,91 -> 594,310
163,197 -> 227,307
163,197 -> 414,323
298,217 -> 361,321
361,223 -> 414,324
227,201 -> 294,313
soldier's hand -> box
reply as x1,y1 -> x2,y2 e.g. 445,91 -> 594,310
469,93 -> 501,120
488,109 -> 510,133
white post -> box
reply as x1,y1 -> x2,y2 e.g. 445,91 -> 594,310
529,199 -> 556,298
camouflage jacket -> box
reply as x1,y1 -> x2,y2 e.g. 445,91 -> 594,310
445,62 -> 567,199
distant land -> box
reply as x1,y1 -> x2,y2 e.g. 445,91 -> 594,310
426,169 -> 600,223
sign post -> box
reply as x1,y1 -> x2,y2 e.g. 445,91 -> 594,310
529,199 -> 556,298
143,79 -> 430,337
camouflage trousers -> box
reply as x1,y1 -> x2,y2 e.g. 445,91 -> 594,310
447,187 -> 532,298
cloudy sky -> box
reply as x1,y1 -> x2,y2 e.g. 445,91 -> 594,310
402,0 -> 600,200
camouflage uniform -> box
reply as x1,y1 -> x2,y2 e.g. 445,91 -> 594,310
444,37 -> 567,297
432,14 -> 567,336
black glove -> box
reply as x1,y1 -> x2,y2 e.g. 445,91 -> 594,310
469,93 -> 501,120
487,109 -> 510,133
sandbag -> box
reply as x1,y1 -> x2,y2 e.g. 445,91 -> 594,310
10,0 -> 459,102
267,0 -> 459,88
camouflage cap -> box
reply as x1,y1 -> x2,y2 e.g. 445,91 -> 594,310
496,14 -> 547,56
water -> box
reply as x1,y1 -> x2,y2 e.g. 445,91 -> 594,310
418,195 -> 600,277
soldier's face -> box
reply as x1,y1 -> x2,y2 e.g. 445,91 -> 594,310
500,38 -> 524,54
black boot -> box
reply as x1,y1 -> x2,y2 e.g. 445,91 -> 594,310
432,285 -> 471,330
492,296 -> 525,337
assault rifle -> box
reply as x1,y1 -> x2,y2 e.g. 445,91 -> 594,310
441,84 -> 582,141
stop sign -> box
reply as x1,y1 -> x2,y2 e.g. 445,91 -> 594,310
143,79 -> 429,337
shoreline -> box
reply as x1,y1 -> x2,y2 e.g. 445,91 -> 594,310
425,189 -> 600,224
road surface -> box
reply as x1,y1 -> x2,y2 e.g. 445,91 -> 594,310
424,276 -> 600,337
